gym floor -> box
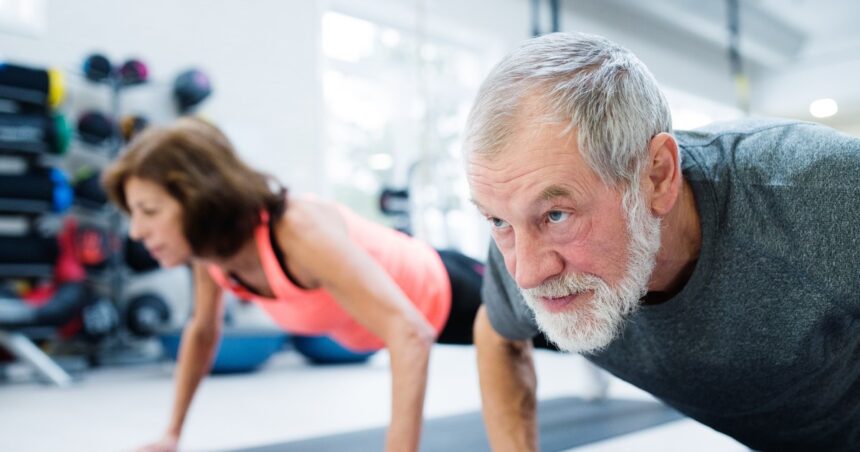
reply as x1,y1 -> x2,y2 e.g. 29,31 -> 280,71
0,345 -> 746,452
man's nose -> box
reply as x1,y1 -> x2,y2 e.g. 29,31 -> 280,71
510,230 -> 563,290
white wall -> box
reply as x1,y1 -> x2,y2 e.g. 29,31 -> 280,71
0,0 -> 326,193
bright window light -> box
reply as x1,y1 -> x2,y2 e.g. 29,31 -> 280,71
322,12 -> 375,63
673,109 -> 713,131
321,9 -> 494,258
662,86 -> 741,131
0,0 -> 45,36
380,28 -> 401,47
809,98 -> 838,118
368,153 -> 393,170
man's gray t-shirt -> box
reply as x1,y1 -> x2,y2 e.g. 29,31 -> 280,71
482,118 -> 860,451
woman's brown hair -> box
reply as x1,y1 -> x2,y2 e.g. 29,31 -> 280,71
102,117 -> 286,259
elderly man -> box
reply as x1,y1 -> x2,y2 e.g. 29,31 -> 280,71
466,32 -> 860,451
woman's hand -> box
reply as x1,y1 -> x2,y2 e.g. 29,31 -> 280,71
136,433 -> 179,452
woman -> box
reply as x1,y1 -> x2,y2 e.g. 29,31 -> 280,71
102,118 -> 486,452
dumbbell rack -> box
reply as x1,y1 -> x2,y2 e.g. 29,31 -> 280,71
0,155 -> 72,386
60,68 -> 135,361
96,74 -> 125,310
64,60 -> 187,369
0,138 -> 67,278
0,63 -> 74,385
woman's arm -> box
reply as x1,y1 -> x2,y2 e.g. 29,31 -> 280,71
141,262 -> 225,452
280,202 -> 436,452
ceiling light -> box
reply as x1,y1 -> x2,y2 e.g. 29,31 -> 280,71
809,98 -> 838,118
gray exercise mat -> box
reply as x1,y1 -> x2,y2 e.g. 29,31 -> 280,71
236,397 -> 684,452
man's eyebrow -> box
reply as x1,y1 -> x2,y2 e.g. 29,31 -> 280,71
538,184 -> 575,202
469,198 -> 486,213
469,184 -> 576,215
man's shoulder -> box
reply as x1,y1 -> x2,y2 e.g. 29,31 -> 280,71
678,117 -> 860,189
677,117 -> 807,142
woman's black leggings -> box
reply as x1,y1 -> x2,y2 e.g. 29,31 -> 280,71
435,249 -> 558,350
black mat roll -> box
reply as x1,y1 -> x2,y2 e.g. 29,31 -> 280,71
0,112 -> 69,154
0,167 -> 72,212
0,235 -> 58,264
237,397 -> 684,452
0,63 -> 54,112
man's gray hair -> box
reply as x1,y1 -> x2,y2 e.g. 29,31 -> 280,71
464,32 -> 672,190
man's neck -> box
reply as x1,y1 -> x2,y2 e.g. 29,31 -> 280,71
648,179 -> 702,298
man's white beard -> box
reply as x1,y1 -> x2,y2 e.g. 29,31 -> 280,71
520,189 -> 662,354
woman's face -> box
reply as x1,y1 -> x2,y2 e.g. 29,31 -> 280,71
125,176 -> 193,267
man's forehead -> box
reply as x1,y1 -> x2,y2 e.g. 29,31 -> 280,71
471,123 -> 580,171
470,182 -> 578,210
466,133 -> 590,187
467,152 -> 607,216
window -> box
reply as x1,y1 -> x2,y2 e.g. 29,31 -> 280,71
663,86 -> 743,130
322,10 -> 494,258
0,0 -> 46,37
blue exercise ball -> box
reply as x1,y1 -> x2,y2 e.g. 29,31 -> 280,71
291,335 -> 376,365
159,328 -> 287,374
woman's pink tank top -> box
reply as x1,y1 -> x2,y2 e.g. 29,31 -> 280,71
207,204 -> 451,352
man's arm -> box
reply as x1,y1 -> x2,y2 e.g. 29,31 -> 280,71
474,305 -> 538,452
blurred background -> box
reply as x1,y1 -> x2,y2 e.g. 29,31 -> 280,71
0,0 -> 856,451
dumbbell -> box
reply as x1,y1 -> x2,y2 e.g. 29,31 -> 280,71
120,114 -> 149,142
82,53 -> 112,83
82,54 -> 149,87
81,296 -> 119,341
118,59 -> 148,86
173,68 -> 212,113
75,226 -> 110,269
125,293 -> 170,337
77,110 -> 114,145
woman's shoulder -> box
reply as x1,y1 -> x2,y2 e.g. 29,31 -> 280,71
283,194 -> 341,219
277,194 -> 347,240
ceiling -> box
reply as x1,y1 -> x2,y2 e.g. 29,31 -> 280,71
557,0 -> 860,129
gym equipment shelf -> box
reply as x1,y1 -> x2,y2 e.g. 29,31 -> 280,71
0,142 -> 58,156
0,198 -> 55,214
0,263 -> 55,278
0,61 -> 89,386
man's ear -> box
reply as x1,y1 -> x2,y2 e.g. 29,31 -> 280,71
645,132 -> 681,217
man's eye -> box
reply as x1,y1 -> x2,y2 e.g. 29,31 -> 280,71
489,217 -> 510,229
547,211 -> 570,224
